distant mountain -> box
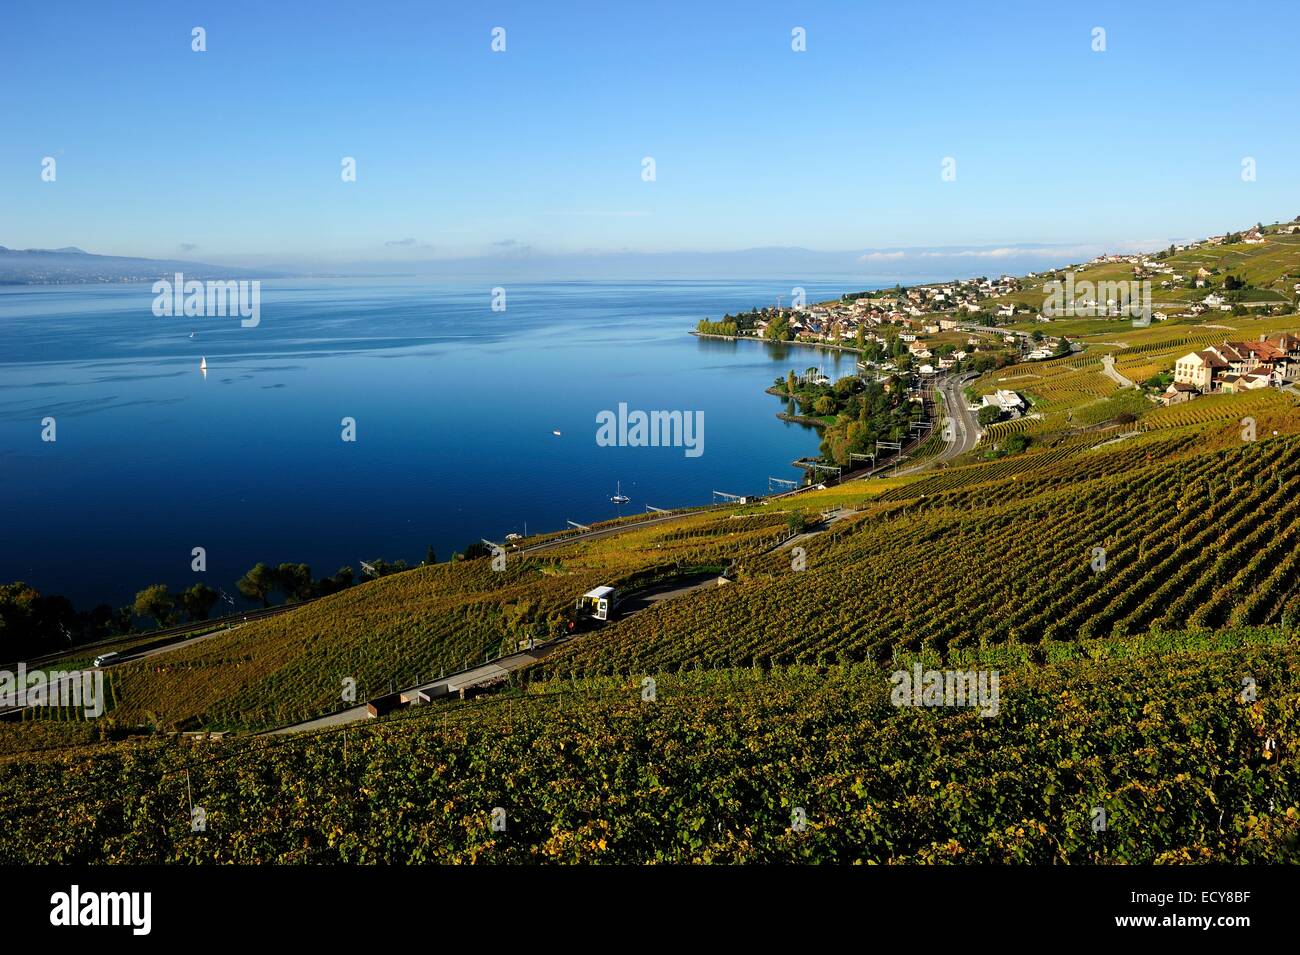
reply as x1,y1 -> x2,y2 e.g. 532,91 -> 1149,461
0,246 -> 279,285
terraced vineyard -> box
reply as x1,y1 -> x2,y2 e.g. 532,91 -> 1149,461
539,428 -> 1300,674
105,509 -> 796,730
2,628 -> 1295,863
974,315 -> 1300,415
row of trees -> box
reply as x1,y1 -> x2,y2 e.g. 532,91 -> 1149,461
1,537 -> 505,657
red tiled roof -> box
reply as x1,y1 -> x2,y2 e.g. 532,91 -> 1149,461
1196,350 -> 1229,368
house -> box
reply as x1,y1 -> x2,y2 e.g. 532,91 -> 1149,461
1173,351 -> 1226,391
1161,382 -> 1198,405
981,389 -> 1026,417
1219,372 -> 1271,394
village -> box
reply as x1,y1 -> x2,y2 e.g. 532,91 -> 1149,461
1166,333 -> 1300,403
699,273 -> 1070,383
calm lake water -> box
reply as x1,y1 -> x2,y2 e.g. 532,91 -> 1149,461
0,278 -> 874,608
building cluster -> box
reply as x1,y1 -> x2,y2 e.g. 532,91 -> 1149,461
1166,334 -> 1300,403
979,389 -> 1027,418
752,275 -> 1025,347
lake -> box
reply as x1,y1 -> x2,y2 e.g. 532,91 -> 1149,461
0,278 -> 874,609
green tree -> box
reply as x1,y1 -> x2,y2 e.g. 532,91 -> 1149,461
179,582 -> 220,622
977,405 -> 1003,426
236,562 -> 277,608
316,567 -> 356,597
276,563 -> 314,603
425,545 -> 437,565
133,584 -> 176,629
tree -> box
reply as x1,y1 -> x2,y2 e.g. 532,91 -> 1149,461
977,405 -> 1003,426
179,582 -> 220,622
425,545 -> 437,565
133,584 -> 176,629
276,563 -> 314,603
236,562 -> 277,608
0,582 -> 44,656
786,370 -> 797,396
111,605 -> 135,636
315,566 -> 356,597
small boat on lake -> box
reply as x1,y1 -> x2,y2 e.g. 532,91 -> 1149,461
610,481 -> 630,504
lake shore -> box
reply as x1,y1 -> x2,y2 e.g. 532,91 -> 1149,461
691,329 -> 867,356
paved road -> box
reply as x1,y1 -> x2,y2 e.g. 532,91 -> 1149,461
268,574 -> 728,735
1100,353 -> 1136,389
885,373 -> 980,478
936,372 -> 982,460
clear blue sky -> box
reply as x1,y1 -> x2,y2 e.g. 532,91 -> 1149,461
2,0 -> 1297,266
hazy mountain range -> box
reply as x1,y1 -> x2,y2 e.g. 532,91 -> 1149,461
0,240 -> 1163,286
0,246 -> 275,285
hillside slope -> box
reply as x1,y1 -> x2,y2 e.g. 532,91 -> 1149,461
2,630 -> 1296,863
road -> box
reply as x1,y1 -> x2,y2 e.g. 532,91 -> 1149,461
268,573 -> 728,735
1100,353 -> 1136,389
935,372 -> 982,461
886,373 -> 980,478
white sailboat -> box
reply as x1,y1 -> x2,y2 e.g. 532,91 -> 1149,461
199,356 -> 208,378
610,481 -> 630,504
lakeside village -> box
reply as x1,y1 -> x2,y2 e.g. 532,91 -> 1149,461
697,223 -> 1300,444
696,274 -> 1056,451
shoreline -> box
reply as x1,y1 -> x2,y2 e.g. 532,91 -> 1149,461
691,329 -> 866,356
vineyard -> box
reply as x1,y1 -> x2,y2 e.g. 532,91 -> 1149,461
536,429 -> 1300,674
1,628 -> 1296,863
63,382 -> 1300,733
103,508 -> 799,730
971,314 -> 1300,422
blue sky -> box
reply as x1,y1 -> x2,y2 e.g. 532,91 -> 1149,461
2,0 -> 1297,270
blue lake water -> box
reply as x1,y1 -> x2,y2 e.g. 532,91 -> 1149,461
0,278 -> 874,608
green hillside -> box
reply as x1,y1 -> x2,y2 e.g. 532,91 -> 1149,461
2,630 -> 1296,863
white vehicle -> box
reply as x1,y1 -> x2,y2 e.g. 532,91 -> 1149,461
93,651 -> 122,668
576,586 -> 621,621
